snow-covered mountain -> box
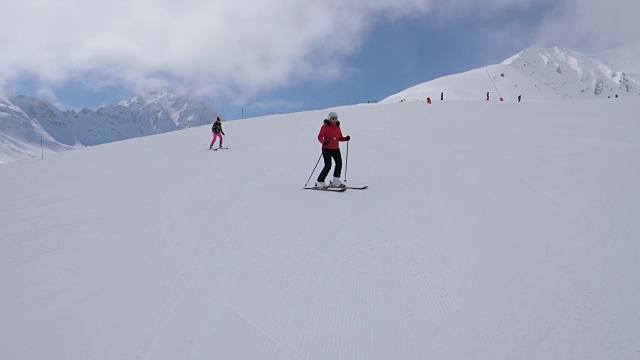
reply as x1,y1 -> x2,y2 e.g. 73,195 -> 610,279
382,45 -> 640,103
0,94 -> 74,163
0,90 -> 218,163
505,46 -> 638,99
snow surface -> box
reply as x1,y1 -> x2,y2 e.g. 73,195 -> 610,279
1,98 -> 639,359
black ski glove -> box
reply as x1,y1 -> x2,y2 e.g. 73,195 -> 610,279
345,135 -> 350,141
323,140 -> 329,146
222,132 -> 225,135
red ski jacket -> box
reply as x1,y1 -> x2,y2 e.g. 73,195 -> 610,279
317,120 -> 346,150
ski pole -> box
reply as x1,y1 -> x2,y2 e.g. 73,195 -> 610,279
345,141 -> 349,183
305,151 -> 323,187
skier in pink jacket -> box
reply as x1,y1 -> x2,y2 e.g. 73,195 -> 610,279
315,111 -> 350,188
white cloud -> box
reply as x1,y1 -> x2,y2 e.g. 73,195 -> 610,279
1,0 -> 426,99
0,0 -> 637,102
534,0 -> 640,53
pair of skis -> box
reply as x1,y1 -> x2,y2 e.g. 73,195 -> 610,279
208,147 -> 229,151
304,185 -> 368,192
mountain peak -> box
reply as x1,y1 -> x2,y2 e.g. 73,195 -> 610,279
384,44 -> 639,104
118,95 -> 142,107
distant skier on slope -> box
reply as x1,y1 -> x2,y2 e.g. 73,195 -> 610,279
315,112 -> 350,188
210,117 -> 225,149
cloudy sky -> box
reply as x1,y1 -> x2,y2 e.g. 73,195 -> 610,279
1,0 -> 639,118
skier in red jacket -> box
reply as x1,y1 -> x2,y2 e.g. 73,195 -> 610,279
315,111 -> 350,188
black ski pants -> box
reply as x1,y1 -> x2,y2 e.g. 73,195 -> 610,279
317,148 -> 342,182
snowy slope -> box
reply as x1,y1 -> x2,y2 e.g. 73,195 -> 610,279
0,95 -> 74,163
382,46 -> 640,103
505,46 -> 638,99
1,99 -> 639,359
380,63 -> 559,103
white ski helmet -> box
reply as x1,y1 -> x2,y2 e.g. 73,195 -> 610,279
327,111 -> 338,121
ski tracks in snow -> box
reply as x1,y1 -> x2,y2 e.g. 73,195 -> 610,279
283,193 -> 477,358
142,207 -> 302,359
